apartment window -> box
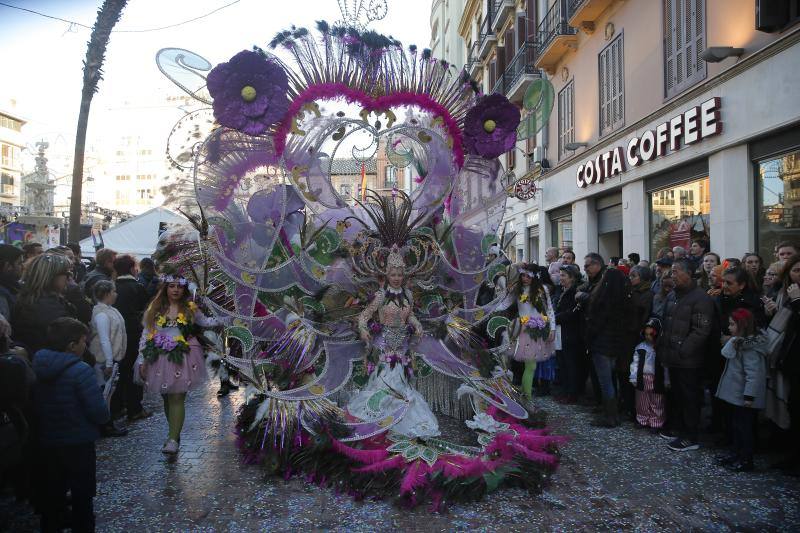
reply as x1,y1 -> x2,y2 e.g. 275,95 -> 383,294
1,172 -> 14,195
557,80 -> 575,159
757,149 -> 800,262
1,144 -> 13,167
0,116 -> 22,132
115,190 -> 130,204
664,0 -> 706,99
115,175 -> 131,181
339,183 -> 352,197
137,174 -> 154,181
385,168 -> 397,187
137,149 -> 152,156
599,33 -> 624,136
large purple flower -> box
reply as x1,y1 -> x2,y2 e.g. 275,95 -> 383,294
207,50 -> 290,136
462,94 -> 521,159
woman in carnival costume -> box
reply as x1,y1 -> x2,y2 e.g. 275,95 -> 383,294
347,244 -> 440,439
509,264 -> 556,400
137,274 -> 221,454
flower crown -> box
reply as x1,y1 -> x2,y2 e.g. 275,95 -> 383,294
159,274 -> 189,285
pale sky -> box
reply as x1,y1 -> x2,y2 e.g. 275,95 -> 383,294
0,0 -> 435,159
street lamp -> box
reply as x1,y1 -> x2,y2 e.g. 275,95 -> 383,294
565,142 -> 588,151
700,46 -> 744,63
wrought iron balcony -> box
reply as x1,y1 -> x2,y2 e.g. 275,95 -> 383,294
503,41 -> 541,103
477,11 -> 497,60
568,0 -> 615,33
491,0 -> 516,32
535,0 -> 578,74
492,72 -> 506,96
466,41 -> 482,78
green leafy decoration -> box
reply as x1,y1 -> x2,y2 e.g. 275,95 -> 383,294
486,316 -> 511,338
226,326 -> 254,352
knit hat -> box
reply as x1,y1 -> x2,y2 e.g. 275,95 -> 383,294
643,318 -> 662,338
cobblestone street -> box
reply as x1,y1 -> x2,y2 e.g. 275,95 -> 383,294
4,381 -> 800,532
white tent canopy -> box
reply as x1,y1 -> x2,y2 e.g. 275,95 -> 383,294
79,206 -> 186,260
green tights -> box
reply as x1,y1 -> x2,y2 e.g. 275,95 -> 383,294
521,360 -> 537,400
162,393 -> 186,442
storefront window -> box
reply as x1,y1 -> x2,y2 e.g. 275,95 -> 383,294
552,216 -> 572,251
758,149 -> 800,261
649,177 -> 710,261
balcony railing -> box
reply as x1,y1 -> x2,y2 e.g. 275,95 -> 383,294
477,12 -> 497,59
535,0 -> 578,73
537,0 -> 577,54
466,41 -> 482,77
491,0 -> 515,31
492,72 -> 506,95
505,42 -> 540,92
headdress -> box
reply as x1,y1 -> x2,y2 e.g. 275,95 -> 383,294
159,274 -> 189,285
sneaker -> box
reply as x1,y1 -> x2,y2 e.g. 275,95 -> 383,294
161,439 -> 179,455
659,430 -> 677,440
667,438 -> 699,452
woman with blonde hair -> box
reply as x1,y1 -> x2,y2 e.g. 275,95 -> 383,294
136,274 -> 221,454
11,254 -> 79,356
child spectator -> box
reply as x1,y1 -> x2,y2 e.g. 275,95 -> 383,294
32,317 -> 110,532
629,319 -> 669,431
715,309 -> 768,472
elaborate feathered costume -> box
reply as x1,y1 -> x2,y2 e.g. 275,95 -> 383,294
155,22 -> 563,508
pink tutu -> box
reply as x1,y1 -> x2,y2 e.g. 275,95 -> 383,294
512,330 -> 555,362
142,338 -> 207,394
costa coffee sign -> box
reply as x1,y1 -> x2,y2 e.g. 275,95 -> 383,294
576,97 -> 722,188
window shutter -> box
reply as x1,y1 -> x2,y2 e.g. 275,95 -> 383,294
505,29 -> 515,63
527,0 -> 537,40
517,15 -> 526,48
664,0 -> 705,98
599,34 -> 624,135
489,58 -> 497,88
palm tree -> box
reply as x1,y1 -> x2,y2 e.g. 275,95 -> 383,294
68,0 -> 128,243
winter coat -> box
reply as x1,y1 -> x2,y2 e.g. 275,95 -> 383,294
658,282 -> 714,369
716,290 -> 767,335
776,293 -> 800,376
64,281 -> 93,325
32,349 -> 110,447
716,335 -> 768,409
82,266 -> 112,299
619,282 -> 654,373
113,276 -> 149,345
0,275 -> 20,322
630,342 -> 669,393
555,285 -> 584,357
581,267 -> 630,358
89,303 -> 127,365
137,272 -> 159,299
12,293 -> 78,357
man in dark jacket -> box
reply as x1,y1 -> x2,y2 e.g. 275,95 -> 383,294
658,258 -> 715,452
577,253 -> 630,427
33,318 -> 109,533
111,255 -> 150,421
0,244 -> 23,322
82,248 -> 117,299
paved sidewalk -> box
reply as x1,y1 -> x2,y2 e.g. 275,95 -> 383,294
3,381 -> 799,531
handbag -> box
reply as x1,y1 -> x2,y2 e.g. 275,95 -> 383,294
554,325 -> 563,351
132,353 -> 146,386
765,307 -> 792,368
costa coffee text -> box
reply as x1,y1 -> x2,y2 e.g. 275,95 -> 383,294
576,97 -> 722,188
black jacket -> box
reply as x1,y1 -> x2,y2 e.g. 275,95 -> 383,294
582,268 -> 630,358
82,266 -> 112,299
12,293 -> 78,356
136,272 -> 159,300
716,289 -> 767,335
658,282 -> 714,369
0,274 -> 20,322
633,347 -> 668,393
555,285 -> 584,356
620,282 -> 655,373
113,276 -> 149,356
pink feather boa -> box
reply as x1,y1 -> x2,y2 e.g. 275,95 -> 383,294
274,82 -> 465,169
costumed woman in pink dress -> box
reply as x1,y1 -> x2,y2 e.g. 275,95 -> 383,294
510,264 -> 556,400
136,275 -> 219,454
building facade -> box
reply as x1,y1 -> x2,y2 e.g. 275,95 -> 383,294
458,0 -> 800,264
0,103 -> 26,207
431,0 -> 469,66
